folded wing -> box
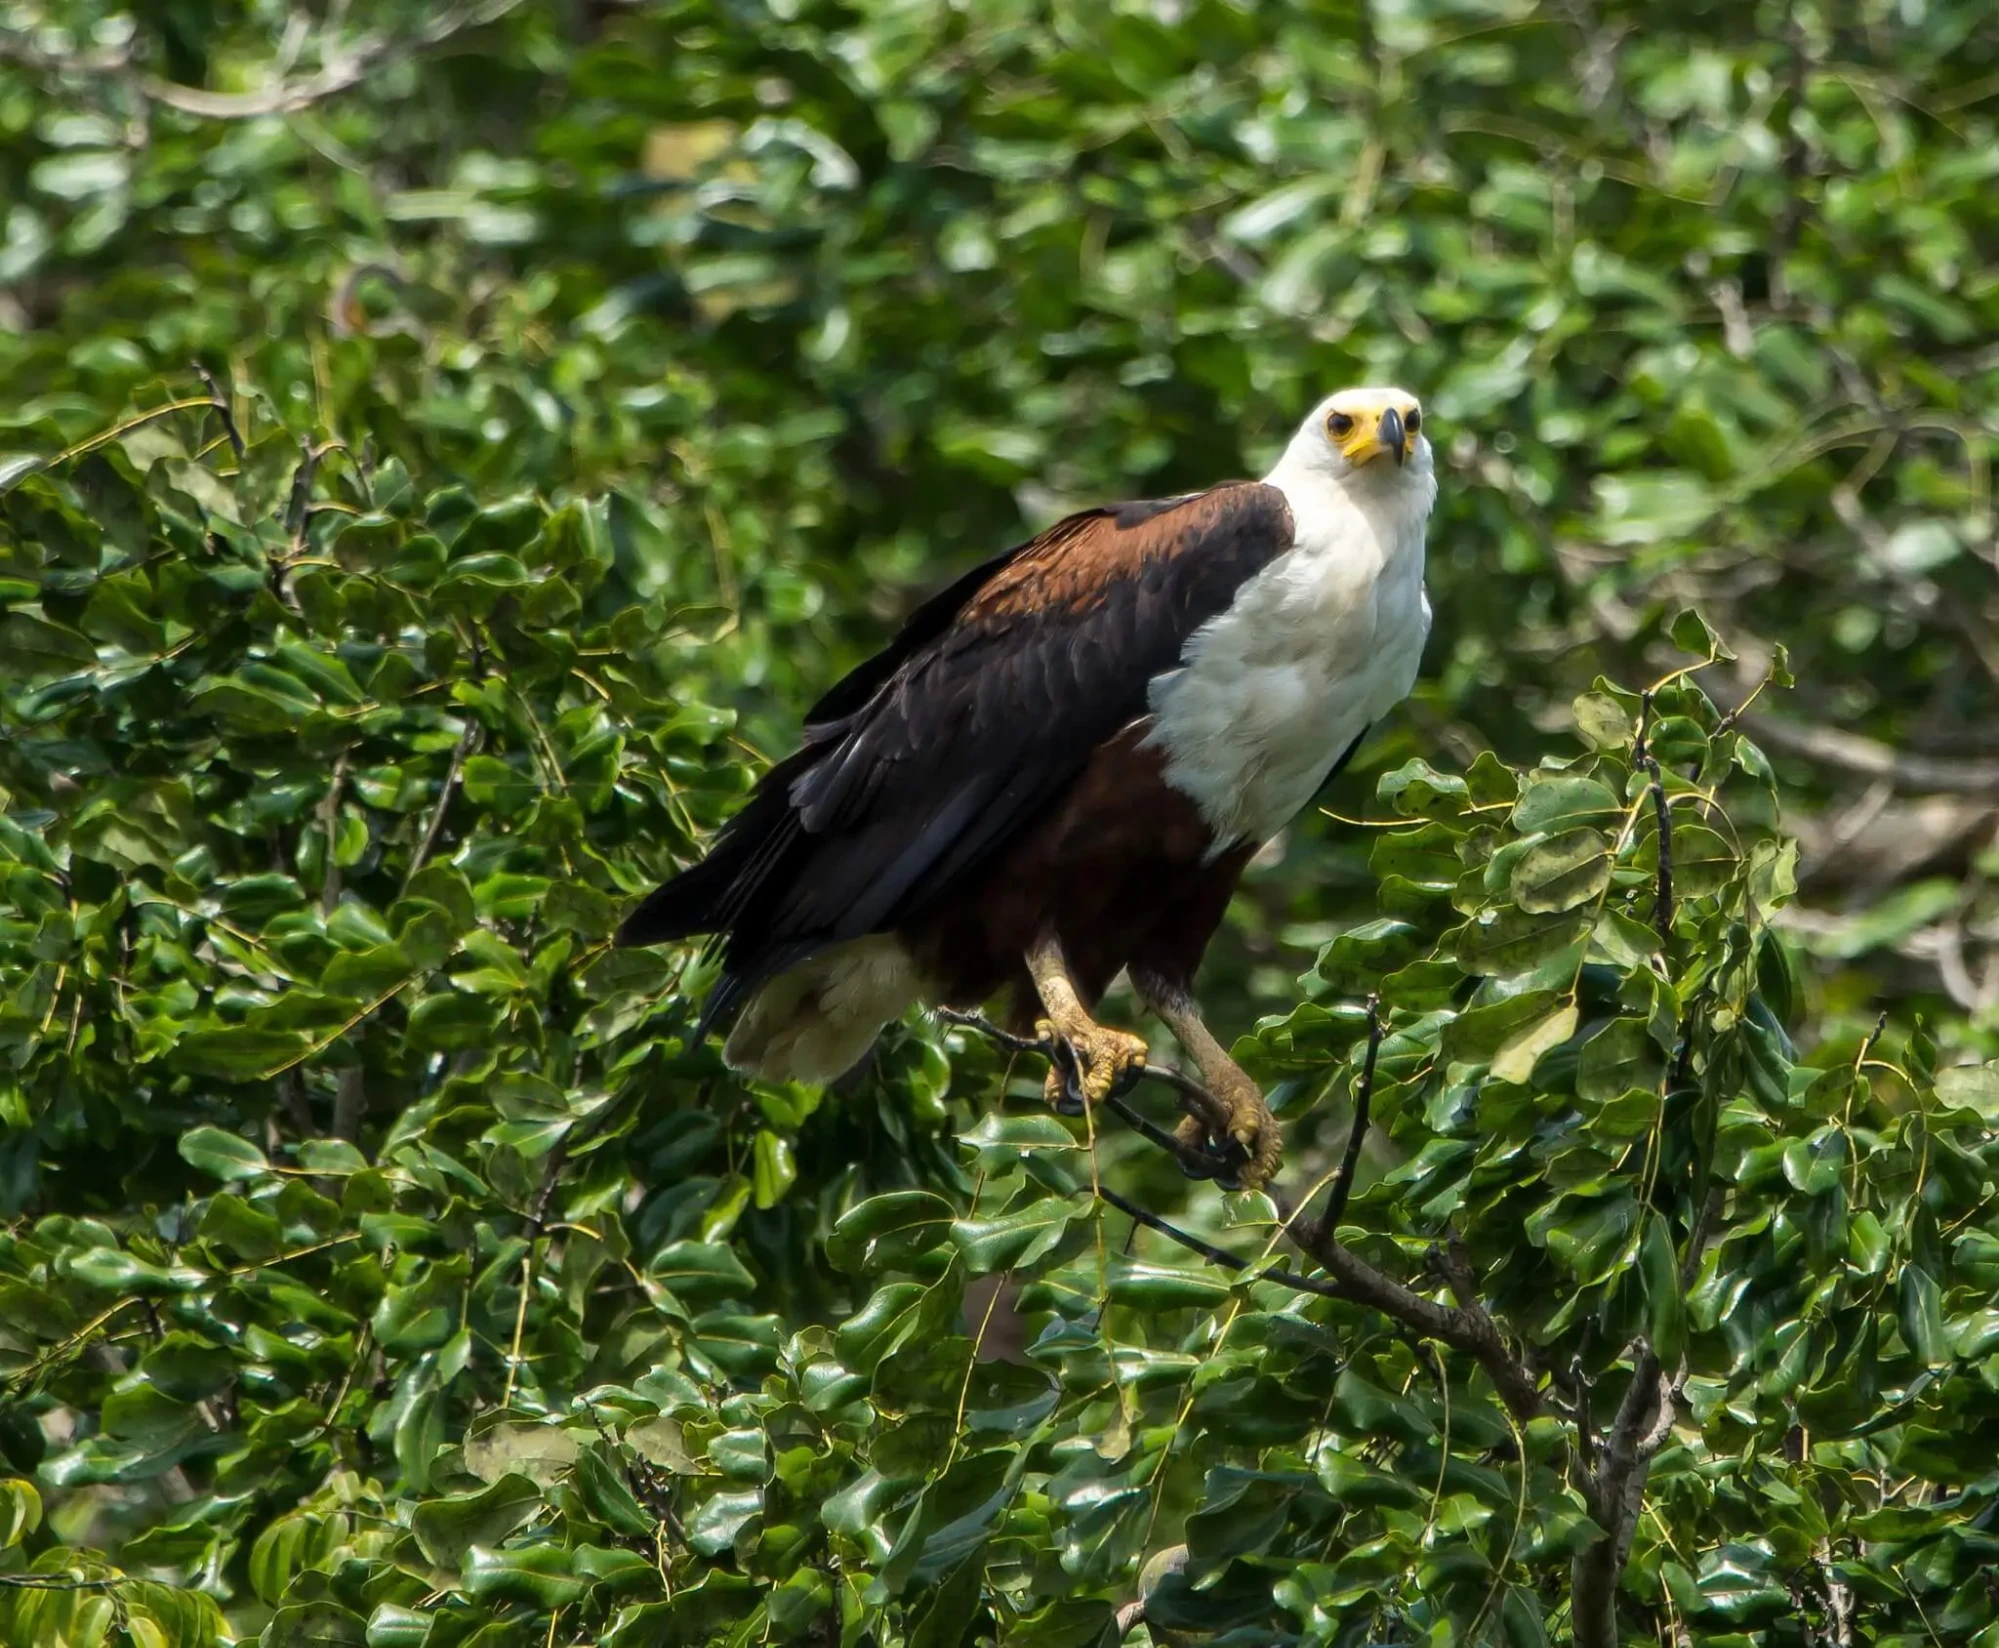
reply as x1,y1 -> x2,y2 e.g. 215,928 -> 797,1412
615,482 -> 1295,1032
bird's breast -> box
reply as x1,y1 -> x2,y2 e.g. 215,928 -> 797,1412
1143,499 -> 1431,850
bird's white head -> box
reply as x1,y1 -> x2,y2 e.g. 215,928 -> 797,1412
1267,386 -> 1436,515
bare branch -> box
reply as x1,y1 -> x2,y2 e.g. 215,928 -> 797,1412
1098,1186 -> 1259,1275
1727,705 -> 1999,794
1571,1344 -> 1675,1648
1289,1221 -> 1546,1424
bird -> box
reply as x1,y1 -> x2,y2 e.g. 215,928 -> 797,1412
617,387 -> 1437,1189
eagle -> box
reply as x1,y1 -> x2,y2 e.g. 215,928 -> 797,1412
618,387 -> 1436,1189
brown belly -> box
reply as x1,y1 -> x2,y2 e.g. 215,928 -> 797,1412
901,721 -> 1254,1026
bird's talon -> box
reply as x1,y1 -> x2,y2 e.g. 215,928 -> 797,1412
1038,1021 -> 1147,1114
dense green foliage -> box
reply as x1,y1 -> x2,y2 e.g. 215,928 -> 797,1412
2,1 -> 1997,1644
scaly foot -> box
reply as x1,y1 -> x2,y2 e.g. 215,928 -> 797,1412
1037,1017 -> 1148,1115
1175,1064 -> 1282,1191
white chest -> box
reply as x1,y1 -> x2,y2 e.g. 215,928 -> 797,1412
1143,473 -> 1433,850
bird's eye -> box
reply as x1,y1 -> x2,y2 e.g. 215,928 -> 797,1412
1327,413 -> 1355,438
1405,409 -> 1421,433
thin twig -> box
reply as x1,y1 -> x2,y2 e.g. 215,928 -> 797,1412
319,752 -> 350,915
1320,995 -> 1382,1235
1098,1186 -> 1256,1274
193,363 -> 245,460
404,721 -> 479,889
502,1248 -> 533,1410
1639,754 -> 1674,940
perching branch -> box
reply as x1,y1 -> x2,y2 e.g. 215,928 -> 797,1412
935,1007 -> 1235,1179
1099,1182 -> 1542,1428
945,1002 -> 1549,1424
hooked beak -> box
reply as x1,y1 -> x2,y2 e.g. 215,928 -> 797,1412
1379,406 -> 1406,467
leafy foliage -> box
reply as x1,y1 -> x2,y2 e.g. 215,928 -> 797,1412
1,1 -> 1997,1645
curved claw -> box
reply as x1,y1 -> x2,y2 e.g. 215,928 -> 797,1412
1171,1073 -> 1281,1192
1172,1113 -> 1249,1189
1036,1018 -> 1148,1115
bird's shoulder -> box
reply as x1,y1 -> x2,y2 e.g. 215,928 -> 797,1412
963,480 -> 1294,622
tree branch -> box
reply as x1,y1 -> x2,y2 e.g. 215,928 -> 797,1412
1725,705 -> 1999,794
942,1004 -> 1547,1423
1571,1344 -> 1675,1648
1288,1219 -> 1546,1424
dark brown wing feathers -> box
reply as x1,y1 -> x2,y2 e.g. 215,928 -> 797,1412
615,481 -> 1295,1034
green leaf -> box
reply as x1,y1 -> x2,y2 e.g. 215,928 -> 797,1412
1105,1259 -> 1231,1311
365,1605 -> 433,1648
1573,692 -> 1634,750
958,1112 -> 1080,1170
1489,1002 -> 1578,1085
176,1125 -> 271,1182
1453,907 -> 1589,978
404,991 -> 500,1052
1637,1213 -> 1685,1366
651,1239 -> 756,1304
1377,759 -> 1470,818
951,1194 -> 1087,1274
0,1479 -> 41,1549
836,1282 -> 935,1372
686,1489 -> 762,1558
411,1473 -> 544,1569
1898,1265 -> 1946,1366
1937,1061 -> 1999,1119
751,1128 -> 796,1208
1510,827 -> 1613,913
827,1191 -> 958,1274
1667,606 -> 1736,660
0,611 -> 96,678
464,1543 -> 591,1609
1578,1019 -> 1665,1104
172,1025 -> 311,1079
1512,776 -> 1620,835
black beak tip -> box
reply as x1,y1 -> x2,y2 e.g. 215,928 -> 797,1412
1380,407 -> 1405,465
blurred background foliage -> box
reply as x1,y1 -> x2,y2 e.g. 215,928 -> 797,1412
0,0 -> 1996,1643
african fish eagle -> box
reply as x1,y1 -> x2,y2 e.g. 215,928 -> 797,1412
618,387 -> 1436,1189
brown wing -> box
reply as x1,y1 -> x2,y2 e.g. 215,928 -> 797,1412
616,481 -> 1295,1032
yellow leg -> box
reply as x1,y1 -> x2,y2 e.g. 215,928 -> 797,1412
1134,978 -> 1282,1191
1026,934 -> 1148,1109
